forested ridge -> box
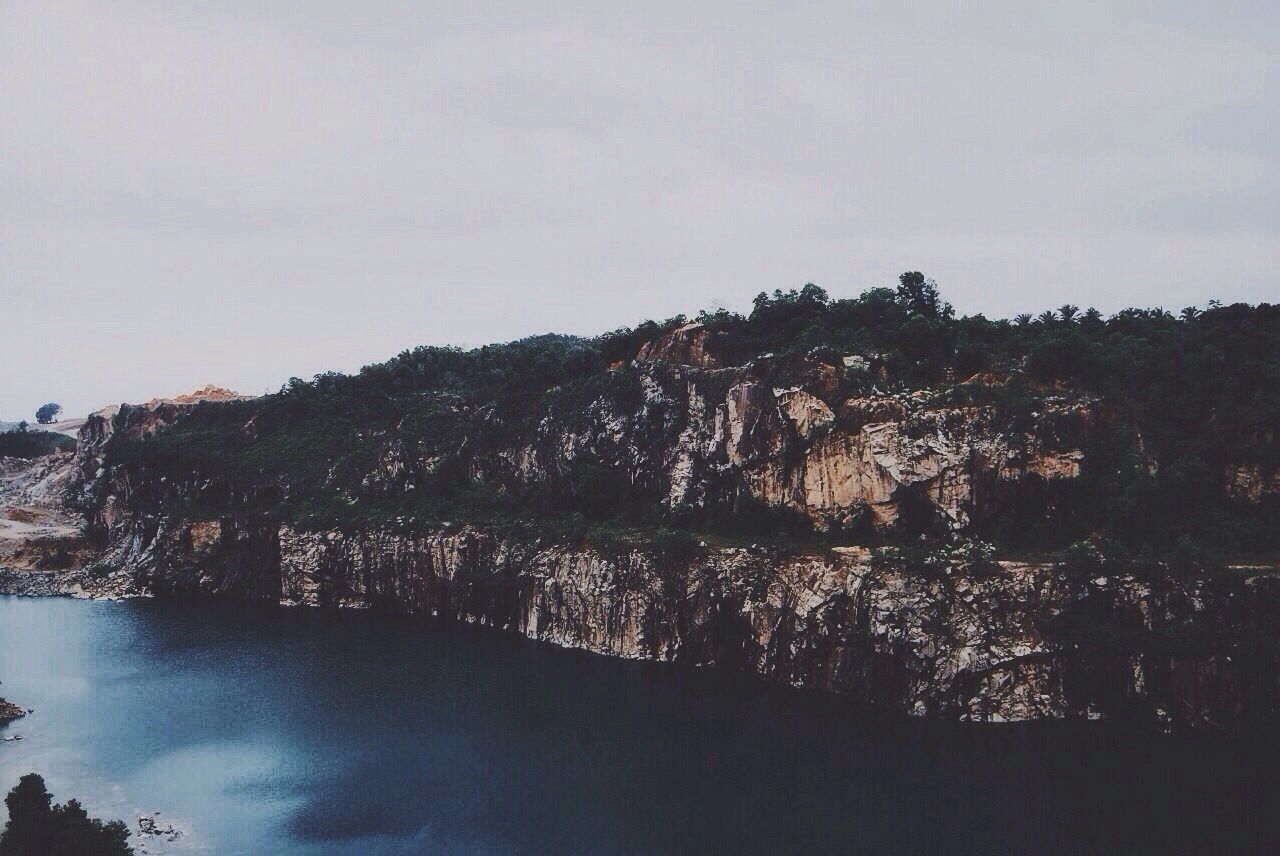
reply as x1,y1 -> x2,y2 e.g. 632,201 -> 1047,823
106,274 -> 1280,562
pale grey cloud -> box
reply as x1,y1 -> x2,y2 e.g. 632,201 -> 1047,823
2,0 -> 1277,418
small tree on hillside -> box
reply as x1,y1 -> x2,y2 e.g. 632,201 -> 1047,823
35,403 -> 62,425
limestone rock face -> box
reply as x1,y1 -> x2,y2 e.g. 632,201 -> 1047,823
24,516 -> 1273,733
489,359 -> 1095,533
776,388 -> 835,440
635,323 -> 721,369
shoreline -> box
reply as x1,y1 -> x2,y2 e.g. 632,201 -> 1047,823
0,697 -> 25,727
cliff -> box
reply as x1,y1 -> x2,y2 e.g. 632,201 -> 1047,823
78,342 -> 1107,544
5,285 -> 1279,732
35,514 -> 1280,732
70,290 -> 1279,559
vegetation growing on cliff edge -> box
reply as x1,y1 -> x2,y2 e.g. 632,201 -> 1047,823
107,274 -> 1280,560
0,427 -> 75,460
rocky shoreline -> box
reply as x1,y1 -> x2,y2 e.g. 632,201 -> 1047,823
0,697 -> 26,727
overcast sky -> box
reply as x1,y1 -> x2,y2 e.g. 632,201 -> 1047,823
2,1 -> 1277,420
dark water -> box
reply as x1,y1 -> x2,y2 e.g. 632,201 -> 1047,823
0,597 -> 1277,855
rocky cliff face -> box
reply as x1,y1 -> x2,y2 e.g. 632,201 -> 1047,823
40,514 -> 1277,732
6,349 -> 1274,734
73,339 -> 1103,547
268,529 -> 1280,730
445,338 -> 1102,536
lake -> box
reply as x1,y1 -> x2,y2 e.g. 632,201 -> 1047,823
0,595 -> 1276,854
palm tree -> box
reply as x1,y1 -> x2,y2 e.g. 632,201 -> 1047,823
1082,307 -> 1104,326
1037,310 -> 1057,325
1058,304 -> 1080,323
1014,313 -> 1033,327
1180,306 -> 1200,321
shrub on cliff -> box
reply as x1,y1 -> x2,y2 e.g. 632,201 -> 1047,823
0,774 -> 132,856
1057,540 -> 1106,576
0,429 -> 74,459
650,528 -> 702,566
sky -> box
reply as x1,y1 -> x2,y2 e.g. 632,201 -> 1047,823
2,1 -> 1277,420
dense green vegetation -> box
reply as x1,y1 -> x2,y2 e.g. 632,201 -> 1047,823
0,428 -> 75,459
109,274 -> 1279,559
1,774 -> 131,855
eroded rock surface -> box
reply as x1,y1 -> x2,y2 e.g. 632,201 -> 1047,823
0,452 -> 91,580
480,357 -> 1098,535
14,512 -> 1272,733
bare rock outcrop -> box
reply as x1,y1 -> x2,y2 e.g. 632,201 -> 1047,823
635,322 -> 721,369
40,515 -> 1277,732
0,698 -> 25,726
496,360 -> 1095,534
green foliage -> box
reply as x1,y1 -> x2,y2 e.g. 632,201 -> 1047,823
895,271 -> 952,320
1025,331 -> 1105,384
0,774 -> 132,855
34,403 -> 61,425
1057,540 -> 1106,576
0,429 -> 74,459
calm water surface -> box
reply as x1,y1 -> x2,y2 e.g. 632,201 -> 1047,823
0,596 -> 1277,855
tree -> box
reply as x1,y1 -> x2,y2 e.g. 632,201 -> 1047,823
895,272 -> 950,319
798,282 -> 829,304
35,403 -> 62,425
0,774 -> 132,856
1014,313 -> 1033,327
1058,304 -> 1080,323
1025,332 -> 1103,385
2,775 -> 51,851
